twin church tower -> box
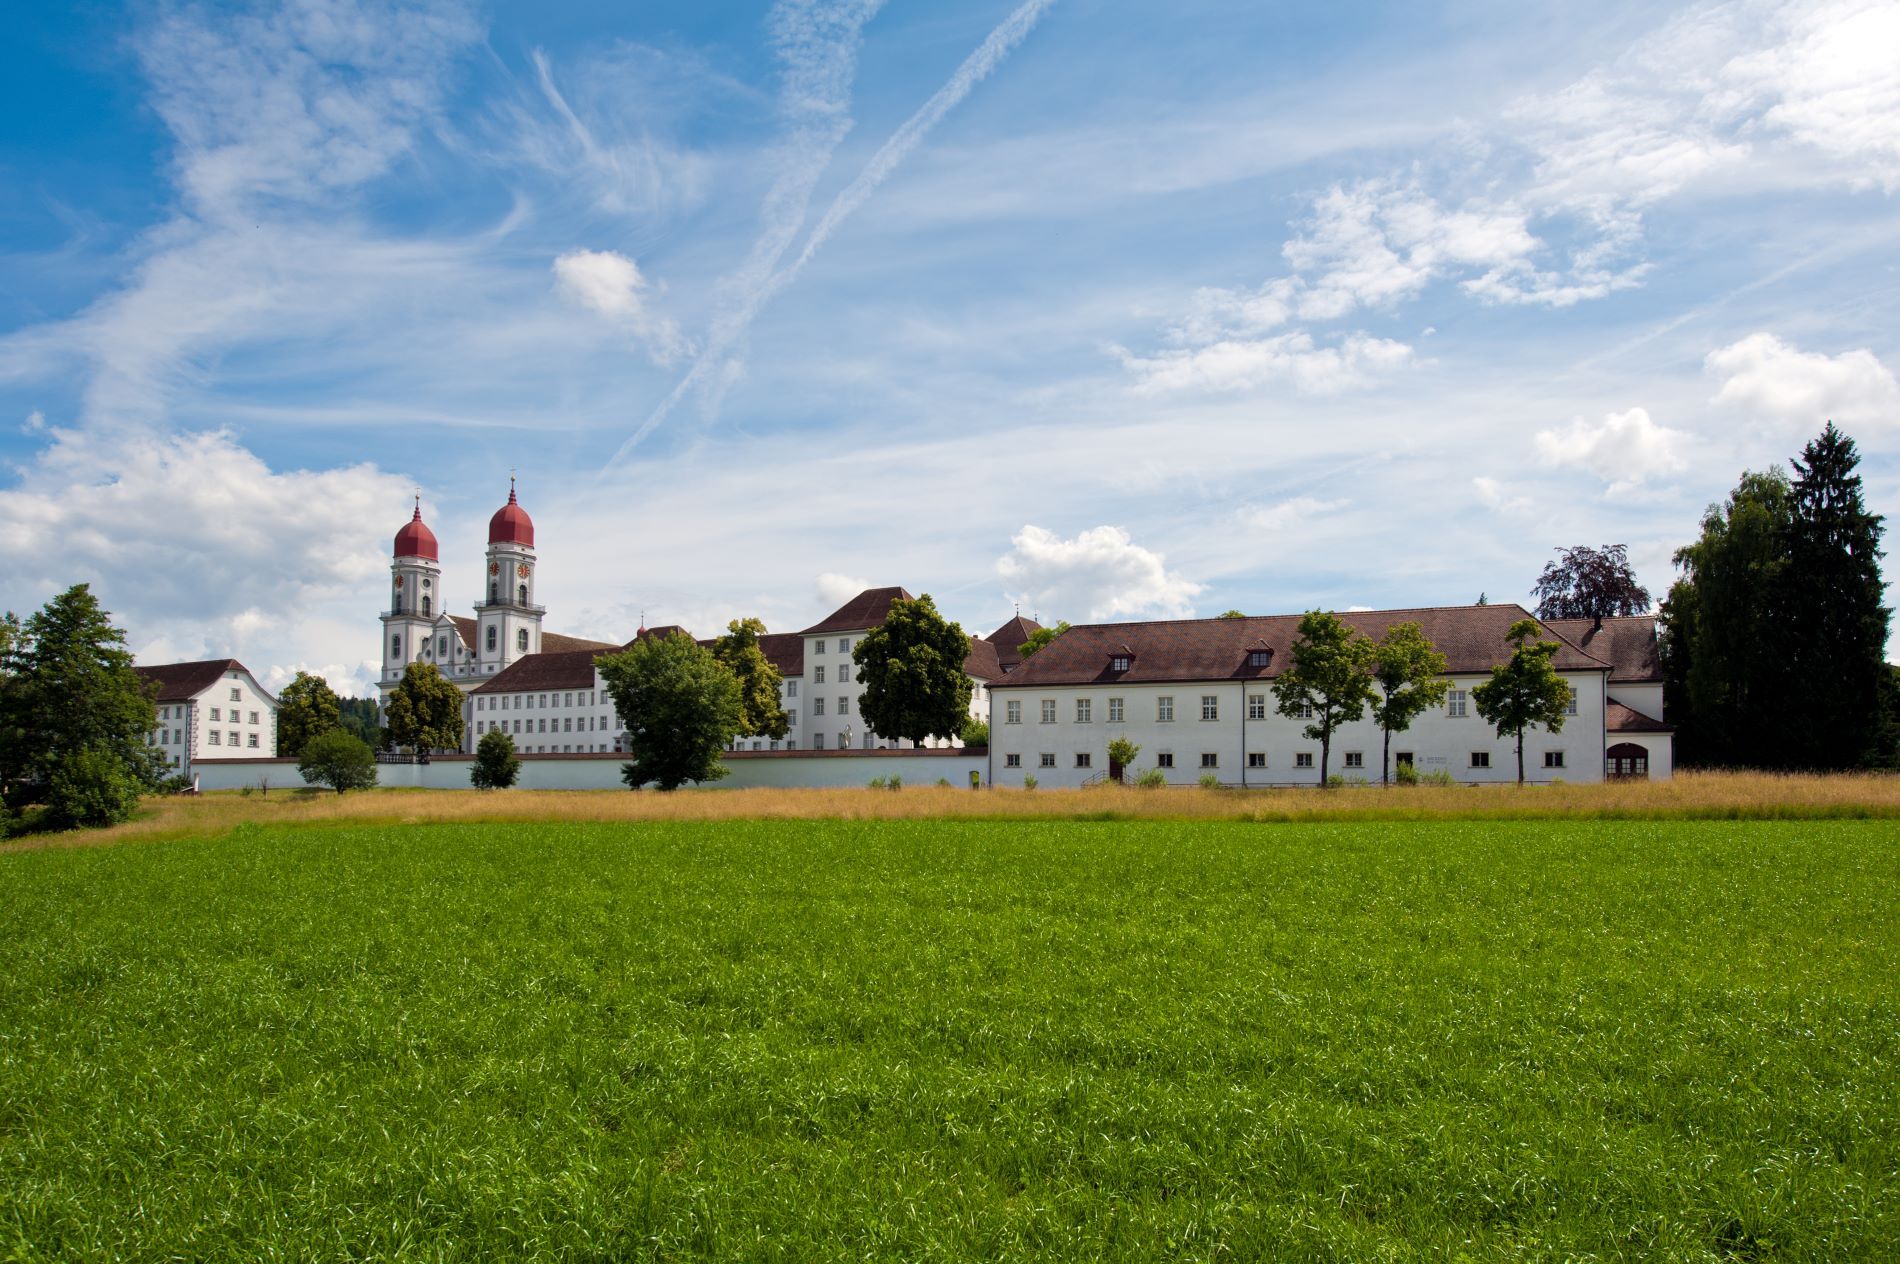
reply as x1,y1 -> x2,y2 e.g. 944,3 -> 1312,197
379,482 -> 549,703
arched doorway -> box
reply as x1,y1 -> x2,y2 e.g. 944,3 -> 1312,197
1607,743 -> 1650,779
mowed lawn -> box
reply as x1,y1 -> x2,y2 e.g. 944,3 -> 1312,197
1,820 -> 1894,1261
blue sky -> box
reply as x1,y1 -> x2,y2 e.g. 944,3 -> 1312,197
3,0 -> 1898,694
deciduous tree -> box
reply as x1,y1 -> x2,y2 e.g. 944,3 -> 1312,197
1369,622 -> 1451,785
277,671 -> 342,759
1015,621 -> 1070,659
712,617 -> 789,740
1270,611 -> 1375,784
853,595 -> 973,746
598,631 -> 742,790
298,729 -> 377,794
382,662 -> 464,754
1532,545 -> 1651,630
470,728 -> 521,790
1473,619 -> 1571,784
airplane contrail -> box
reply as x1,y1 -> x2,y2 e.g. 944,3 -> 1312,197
606,0 -> 1059,469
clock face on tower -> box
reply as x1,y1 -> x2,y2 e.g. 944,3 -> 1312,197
393,575 -> 404,589
517,563 -> 530,578
489,562 -> 499,576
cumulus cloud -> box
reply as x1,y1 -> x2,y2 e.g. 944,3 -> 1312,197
1706,332 -> 1900,431
1535,406 -> 1689,495
1122,331 -> 1412,396
816,571 -> 876,608
1238,497 -> 1350,532
552,248 -> 689,364
996,525 -> 1204,621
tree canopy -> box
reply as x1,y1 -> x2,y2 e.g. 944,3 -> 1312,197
277,671 -> 342,759
0,584 -> 160,824
1472,619 -> 1570,784
1531,545 -> 1651,629
598,631 -> 743,790
1368,622 -> 1451,785
1270,610 -> 1375,783
298,729 -> 377,794
382,662 -> 464,755
711,617 -> 789,740
852,595 -> 973,746
1015,621 -> 1070,659
470,728 -> 521,790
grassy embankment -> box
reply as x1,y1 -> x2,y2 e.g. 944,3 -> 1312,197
8,770 -> 1900,853
2,816 -> 1895,1259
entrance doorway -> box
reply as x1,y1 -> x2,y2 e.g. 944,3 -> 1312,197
1607,743 -> 1650,779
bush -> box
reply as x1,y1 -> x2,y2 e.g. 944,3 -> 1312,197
1198,772 -> 1221,790
887,775 -> 903,791
1135,767 -> 1167,789
44,748 -> 145,829
1022,774 -> 1038,791
935,777 -> 951,788
960,716 -> 989,747
1419,768 -> 1457,787
298,729 -> 378,795
471,729 -> 521,790
867,776 -> 887,790
1395,762 -> 1419,786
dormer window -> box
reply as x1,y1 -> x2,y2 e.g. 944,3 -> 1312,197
1248,649 -> 1272,668
1110,655 -> 1131,672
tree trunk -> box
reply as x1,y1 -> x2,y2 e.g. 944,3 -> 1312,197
1382,727 -> 1391,786
1516,731 -> 1525,785
1320,730 -> 1331,786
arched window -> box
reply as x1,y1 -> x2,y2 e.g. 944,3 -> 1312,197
486,626 -> 497,652
1607,743 -> 1650,779
488,581 -> 498,604
391,635 -> 402,658
517,583 -> 528,605
422,596 -> 431,616
517,628 -> 530,652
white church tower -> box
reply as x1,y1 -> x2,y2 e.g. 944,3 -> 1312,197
476,479 -> 543,669
381,499 -> 441,687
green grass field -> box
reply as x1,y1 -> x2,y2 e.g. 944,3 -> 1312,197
2,819 -> 1895,1260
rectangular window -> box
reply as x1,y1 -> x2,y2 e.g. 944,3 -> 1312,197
813,734 -> 826,749
1005,753 -> 1021,767
1297,702 -> 1314,720
564,718 -> 573,732
1157,752 -> 1174,768
814,640 -> 826,654
1108,698 -> 1124,723
838,638 -> 851,653
1248,752 -> 1266,768
1006,700 -> 1022,725
786,680 -> 798,697
1344,751 -> 1364,769
538,719 -> 547,733
1201,695 -> 1219,721
1448,690 -> 1468,717
1157,696 -> 1174,722
1247,650 -> 1270,667
1110,654 -> 1130,672
1075,752 -> 1092,768
230,687 -> 241,702
208,731 -> 220,745
1544,751 -> 1565,768
209,707 -> 221,722
839,665 -> 851,683
1247,694 -> 1266,720
814,666 -> 825,684
787,709 -> 798,729
813,697 -> 825,716
248,734 -> 259,748
1396,752 -> 1414,769
1471,751 -> 1491,768
1040,699 -> 1056,724
1076,699 -> 1092,723
838,695 -> 849,715
1295,752 -> 1314,769
1200,752 -> 1218,768
1039,753 -> 1056,768
1566,688 -> 1579,716
227,731 -> 238,747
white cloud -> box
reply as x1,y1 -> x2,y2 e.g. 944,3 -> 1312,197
1239,497 -> 1350,532
1471,476 -> 1532,515
22,410 -> 44,434
1122,331 -> 1412,396
1706,332 -> 1900,430
996,524 -> 1204,621
816,571 -> 876,608
1535,406 -> 1689,495
552,248 -> 688,364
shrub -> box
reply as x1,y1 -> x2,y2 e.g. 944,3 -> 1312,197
1198,772 -> 1221,790
887,775 -> 903,791
44,748 -> 145,829
471,729 -> 521,790
1135,767 -> 1167,789
935,777 -> 952,788
298,730 -> 378,795
867,776 -> 887,790
1395,762 -> 1419,786
960,716 -> 989,747
1419,768 -> 1457,787
238,786 -> 254,798
1022,774 -> 1038,791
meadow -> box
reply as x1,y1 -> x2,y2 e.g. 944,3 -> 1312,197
1,814 -> 1895,1260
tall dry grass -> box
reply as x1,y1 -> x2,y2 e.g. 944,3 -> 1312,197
6,770 -> 1899,852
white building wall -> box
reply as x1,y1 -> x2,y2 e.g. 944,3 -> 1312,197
1611,682 -> 1664,721
195,750 -> 987,792
149,668 -> 278,774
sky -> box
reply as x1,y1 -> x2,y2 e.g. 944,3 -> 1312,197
2,0 -> 1898,696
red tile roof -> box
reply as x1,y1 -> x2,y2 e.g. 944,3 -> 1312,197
134,659 -> 251,703
449,616 -> 478,651
1545,616 -> 1662,683
759,632 -> 804,677
473,648 -> 617,694
800,587 -> 915,635
1607,701 -> 1673,733
985,614 -> 1043,671
992,605 -> 1611,689
964,635 -> 1003,681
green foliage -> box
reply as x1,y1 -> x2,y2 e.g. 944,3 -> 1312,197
1531,544 -> 1651,626
0,584 -> 158,819
960,715 -> 989,747
867,776 -> 886,790
598,632 -> 742,791
1217,609 -> 1246,619
470,729 -> 521,790
852,594 -> 973,746
887,775 -> 903,791
296,729 -> 377,795
1473,619 -> 1571,784
1015,621 -> 1070,659
1418,768 -> 1457,787
0,819 -> 1891,1258
1107,736 -> 1140,780
1395,762 -> 1419,786
1134,767 -> 1167,788
382,662 -> 464,755
336,697 -> 384,749
1369,622 -> 1452,785
1271,610 -> 1376,784
1022,774 -> 1038,790
276,671 -> 342,759
44,747 -> 146,829
935,777 -> 951,788
712,617 -> 789,740
1198,771 -> 1221,790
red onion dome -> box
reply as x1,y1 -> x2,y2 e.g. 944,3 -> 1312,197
394,503 -> 438,560
488,483 -> 535,547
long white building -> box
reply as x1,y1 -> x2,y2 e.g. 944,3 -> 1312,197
134,658 -> 279,775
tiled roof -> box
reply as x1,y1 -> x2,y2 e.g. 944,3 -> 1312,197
135,659 -> 248,702
448,616 -> 478,651
985,614 -> 1043,670
760,632 -> 804,677
1545,616 -> 1661,683
992,605 -> 1612,689
964,635 -> 1003,681
1607,701 -> 1673,733
800,587 -> 915,635
473,648 -> 616,694
544,631 -> 619,653
634,624 -> 691,644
